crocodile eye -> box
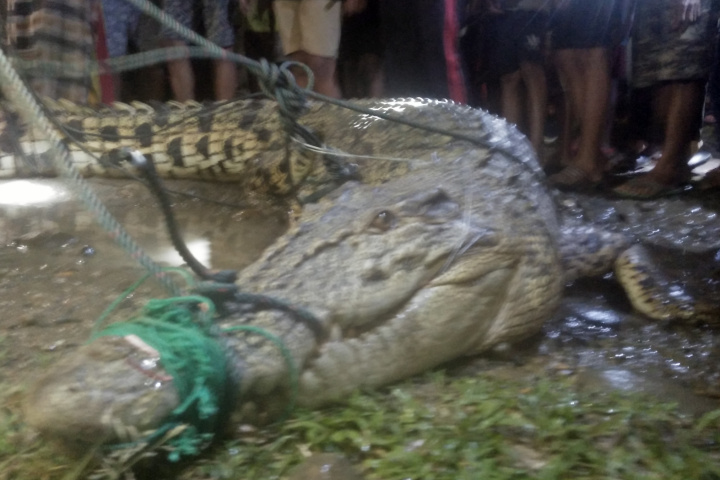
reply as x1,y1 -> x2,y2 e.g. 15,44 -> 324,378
368,210 -> 397,232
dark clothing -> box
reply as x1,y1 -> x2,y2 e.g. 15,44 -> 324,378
487,9 -> 548,79
161,0 -> 234,48
550,0 -> 621,50
340,0 -> 382,59
380,0 -> 467,102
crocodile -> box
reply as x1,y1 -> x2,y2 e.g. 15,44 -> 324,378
15,98 -> 717,454
21,99 -> 633,448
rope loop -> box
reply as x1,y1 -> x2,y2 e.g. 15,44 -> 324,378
255,60 -> 314,138
92,295 -> 229,461
88,276 -> 306,461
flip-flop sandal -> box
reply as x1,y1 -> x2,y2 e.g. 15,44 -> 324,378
612,176 -> 688,200
547,165 -> 601,192
688,151 -> 712,169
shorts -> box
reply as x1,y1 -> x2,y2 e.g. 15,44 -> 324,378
102,0 -> 160,57
102,0 -> 140,57
273,0 -> 341,58
551,0 -> 621,50
487,9 -> 548,78
161,0 -> 234,48
632,0 -> 720,88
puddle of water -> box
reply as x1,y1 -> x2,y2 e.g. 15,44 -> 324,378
0,178 -> 288,380
538,276 -> 720,415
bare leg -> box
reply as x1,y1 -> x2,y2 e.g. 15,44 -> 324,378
613,80 -> 705,198
556,91 -> 572,168
361,53 -> 383,98
370,68 -> 384,98
500,70 -> 523,126
554,49 -> 583,165
574,47 -> 611,181
519,61 -> 547,154
646,81 -> 705,184
289,51 -> 341,98
166,40 -> 195,101
551,47 -> 611,185
213,49 -> 237,100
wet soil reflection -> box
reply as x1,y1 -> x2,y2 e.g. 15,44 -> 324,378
0,179 -> 287,379
530,190 -> 720,415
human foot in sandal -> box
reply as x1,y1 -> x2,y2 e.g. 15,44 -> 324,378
612,175 -> 689,200
547,165 -> 603,192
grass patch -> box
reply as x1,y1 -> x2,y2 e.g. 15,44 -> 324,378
1,371 -> 719,479
181,371 -> 719,480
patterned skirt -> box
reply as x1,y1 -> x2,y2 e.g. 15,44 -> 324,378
632,0 -> 720,88
6,0 -> 100,103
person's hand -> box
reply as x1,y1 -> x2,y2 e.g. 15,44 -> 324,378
342,0 -> 367,16
672,0 -> 701,30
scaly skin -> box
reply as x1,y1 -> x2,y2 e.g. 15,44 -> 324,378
23,100 -> 569,444
17,98 -> 718,449
1,98 -> 324,195
1,98 -> 530,198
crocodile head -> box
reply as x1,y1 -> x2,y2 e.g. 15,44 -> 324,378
24,152 -> 564,443
235,159 -> 564,406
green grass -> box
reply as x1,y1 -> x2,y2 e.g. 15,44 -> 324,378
1,371 -> 719,480
183,371 -> 720,480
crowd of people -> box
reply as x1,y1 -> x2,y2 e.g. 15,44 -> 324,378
3,0 -> 720,199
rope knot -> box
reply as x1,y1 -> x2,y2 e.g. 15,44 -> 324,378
256,59 -> 310,126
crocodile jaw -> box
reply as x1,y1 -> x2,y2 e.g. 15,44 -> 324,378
24,336 -> 180,444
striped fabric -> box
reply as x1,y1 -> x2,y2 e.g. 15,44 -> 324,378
6,0 -> 99,103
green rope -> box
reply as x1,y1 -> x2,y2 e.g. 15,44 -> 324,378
89,287 -> 302,461
92,267 -> 199,337
92,273 -> 152,337
223,324 -> 300,421
92,296 -> 228,461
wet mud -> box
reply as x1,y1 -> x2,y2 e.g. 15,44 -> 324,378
540,187 -> 720,415
0,179 -> 288,381
1,175 -> 720,425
